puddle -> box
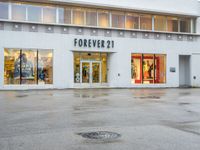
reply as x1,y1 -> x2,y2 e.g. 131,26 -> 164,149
16,95 -> 28,98
134,96 -> 160,99
77,131 -> 121,141
179,102 -> 190,105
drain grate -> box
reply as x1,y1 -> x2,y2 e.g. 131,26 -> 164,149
77,131 -> 121,140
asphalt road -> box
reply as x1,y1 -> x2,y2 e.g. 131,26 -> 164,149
0,88 -> 200,150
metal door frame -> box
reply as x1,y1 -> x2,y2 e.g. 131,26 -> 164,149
80,60 -> 101,84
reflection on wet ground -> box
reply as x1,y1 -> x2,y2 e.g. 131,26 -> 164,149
1,88 -> 200,150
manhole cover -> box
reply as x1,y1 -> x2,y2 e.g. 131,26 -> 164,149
77,131 -> 121,140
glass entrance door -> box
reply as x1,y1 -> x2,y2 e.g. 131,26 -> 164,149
81,62 -> 90,83
80,61 -> 101,84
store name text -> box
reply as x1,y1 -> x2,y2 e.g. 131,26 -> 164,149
74,38 -> 114,49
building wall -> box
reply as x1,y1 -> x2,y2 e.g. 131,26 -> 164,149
0,22 -> 200,89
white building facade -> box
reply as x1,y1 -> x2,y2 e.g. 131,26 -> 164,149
0,0 -> 200,89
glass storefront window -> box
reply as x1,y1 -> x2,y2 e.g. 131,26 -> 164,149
27,5 -> 42,22
167,17 -> 178,32
155,54 -> 166,83
154,15 -> 166,31
180,18 -> 191,33
20,50 -> 37,84
43,6 -> 56,23
131,53 -> 166,84
0,2 -> 9,19
86,9 -> 97,26
98,10 -> 110,27
73,8 -> 85,25
12,3 -> 26,21
4,49 -> 53,85
101,53 -> 107,83
4,49 -> 21,85
143,54 -> 154,84
58,7 -> 71,24
38,50 -> 53,84
140,14 -> 152,30
112,12 -> 125,28
125,13 -> 139,29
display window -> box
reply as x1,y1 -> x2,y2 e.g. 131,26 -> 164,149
4,49 -> 53,85
131,53 -> 166,84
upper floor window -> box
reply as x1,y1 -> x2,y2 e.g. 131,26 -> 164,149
43,6 -> 56,23
125,13 -> 139,29
140,14 -> 152,30
73,8 -> 85,25
86,9 -> 97,26
167,17 -> 178,32
154,15 -> 166,31
180,18 -> 191,33
0,1 -> 196,34
112,11 -> 125,28
0,2 -> 8,19
98,10 -> 110,27
58,7 -> 71,24
27,5 -> 42,22
12,3 -> 26,21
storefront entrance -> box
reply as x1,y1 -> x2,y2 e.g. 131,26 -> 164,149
80,61 -> 101,84
74,52 -> 108,87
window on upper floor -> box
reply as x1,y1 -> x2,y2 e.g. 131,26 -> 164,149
0,2 -> 8,19
167,17 -> 178,32
58,7 -> 71,24
86,9 -> 97,26
98,10 -> 110,28
27,5 -> 42,22
73,8 -> 85,25
12,3 -> 26,21
154,15 -> 167,31
180,18 -> 191,33
140,14 -> 152,30
112,11 -> 125,28
43,6 -> 56,23
125,13 -> 139,29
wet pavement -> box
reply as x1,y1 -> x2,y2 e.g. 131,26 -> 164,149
0,88 -> 200,150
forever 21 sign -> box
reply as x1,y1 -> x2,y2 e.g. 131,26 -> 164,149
74,38 -> 114,49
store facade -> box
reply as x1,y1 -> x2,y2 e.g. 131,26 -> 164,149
0,0 -> 200,89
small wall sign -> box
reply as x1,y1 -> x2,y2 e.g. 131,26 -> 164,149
74,38 -> 114,49
170,67 -> 176,72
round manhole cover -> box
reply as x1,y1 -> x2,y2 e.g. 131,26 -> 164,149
77,131 -> 121,140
